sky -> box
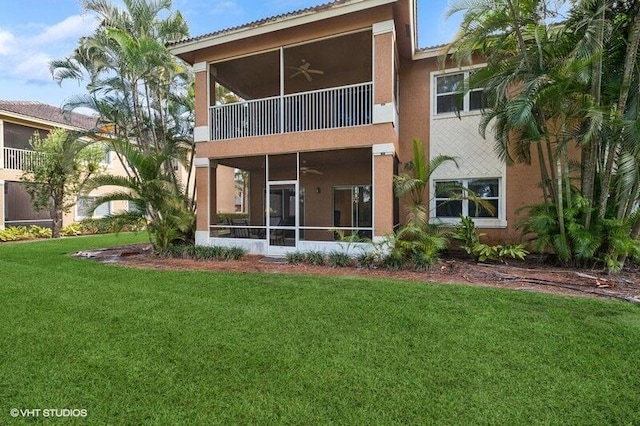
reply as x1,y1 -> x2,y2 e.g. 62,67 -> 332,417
0,0 -> 462,109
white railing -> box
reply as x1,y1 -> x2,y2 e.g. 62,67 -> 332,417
210,82 -> 373,141
3,147 -> 44,171
212,96 -> 281,140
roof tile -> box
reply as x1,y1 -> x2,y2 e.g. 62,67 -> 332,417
0,101 -> 97,130
168,0 -> 351,47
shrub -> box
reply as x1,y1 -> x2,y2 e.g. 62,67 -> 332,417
80,217 -> 145,235
286,251 -> 306,265
455,216 -> 529,263
327,251 -> 352,267
61,223 -> 83,236
223,247 -> 247,261
27,225 -> 53,239
453,215 -> 481,255
387,223 -> 449,270
164,244 -> 246,261
356,252 -> 379,269
381,251 -> 406,270
498,244 -> 529,261
472,243 -> 500,262
305,251 -> 326,266
0,226 -> 52,242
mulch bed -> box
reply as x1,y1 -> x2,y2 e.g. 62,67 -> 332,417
76,244 -> 640,304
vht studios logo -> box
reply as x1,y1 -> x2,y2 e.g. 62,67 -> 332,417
10,408 -> 87,418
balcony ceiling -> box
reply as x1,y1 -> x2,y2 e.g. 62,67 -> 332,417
217,148 -> 372,174
214,30 -> 373,100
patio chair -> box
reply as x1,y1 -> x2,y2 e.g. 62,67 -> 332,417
231,218 -> 249,238
269,217 -> 285,245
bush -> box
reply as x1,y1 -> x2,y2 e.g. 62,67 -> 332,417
304,251 -> 326,266
80,217 -> 145,235
164,244 -> 246,261
453,215 -> 481,255
455,216 -> 529,263
387,223 -> 449,271
61,223 -> 83,236
356,252 -> 379,269
381,251 -> 406,270
327,251 -> 352,267
0,226 -> 52,242
286,251 -> 306,265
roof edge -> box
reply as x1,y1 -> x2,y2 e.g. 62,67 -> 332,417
0,109 -> 89,131
169,0 -> 397,61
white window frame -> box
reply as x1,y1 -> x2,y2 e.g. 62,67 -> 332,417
432,65 -> 486,118
76,196 -> 110,220
430,177 -> 507,228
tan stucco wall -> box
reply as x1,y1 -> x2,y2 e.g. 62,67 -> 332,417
195,124 -> 396,160
195,166 -> 210,231
373,153 -> 394,237
397,57 -> 432,163
374,31 -> 394,105
398,54 -> 550,243
216,165 -> 236,213
195,71 -> 209,127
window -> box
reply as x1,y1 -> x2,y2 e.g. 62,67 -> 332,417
103,149 -> 111,165
77,196 -> 110,218
435,70 -> 485,115
435,178 -> 500,219
127,200 -> 143,213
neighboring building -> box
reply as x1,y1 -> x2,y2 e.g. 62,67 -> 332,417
168,0 -> 543,255
0,101 -> 129,229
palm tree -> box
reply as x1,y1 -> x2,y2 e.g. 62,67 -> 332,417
83,139 -> 194,251
394,138 -> 459,227
50,0 -> 195,246
445,0 -> 640,268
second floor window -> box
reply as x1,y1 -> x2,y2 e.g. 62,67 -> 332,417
435,71 -> 484,115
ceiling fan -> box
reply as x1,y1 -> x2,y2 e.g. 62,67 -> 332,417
289,59 -> 324,82
300,166 -> 323,175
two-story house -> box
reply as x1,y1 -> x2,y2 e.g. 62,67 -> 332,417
168,0 -> 543,255
0,101 -> 129,230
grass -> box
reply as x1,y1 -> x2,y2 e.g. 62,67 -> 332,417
1,234 -> 639,424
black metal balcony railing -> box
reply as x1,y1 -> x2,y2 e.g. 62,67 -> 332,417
209,82 -> 373,141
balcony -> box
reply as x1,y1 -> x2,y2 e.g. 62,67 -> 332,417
206,29 -> 375,142
209,82 -> 372,141
3,147 -> 44,171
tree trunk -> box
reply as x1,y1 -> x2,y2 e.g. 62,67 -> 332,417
597,8 -> 640,219
582,0 -> 605,228
51,198 -> 64,239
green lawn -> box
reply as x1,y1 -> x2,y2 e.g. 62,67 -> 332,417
1,234 -> 639,424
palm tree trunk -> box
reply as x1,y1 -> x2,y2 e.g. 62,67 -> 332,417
505,0 -> 531,68
582,1 -> 606,228
536,142 -> 552,208
597,8 -> 640,219
545,138 -> 558,204
555,152 -> 566,242
562,142 -> 572,210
